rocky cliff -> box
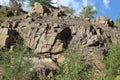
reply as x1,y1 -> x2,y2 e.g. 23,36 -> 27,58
0,2 -> 120,79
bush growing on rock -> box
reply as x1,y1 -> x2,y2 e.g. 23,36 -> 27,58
0,47 -> 34,80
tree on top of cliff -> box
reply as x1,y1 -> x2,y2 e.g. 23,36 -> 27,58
9,0 -> 24,9
80,4 -> 98,19
115,18 -> 120,28
9,0 -> 25,16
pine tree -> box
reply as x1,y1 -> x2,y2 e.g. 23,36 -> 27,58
80,4 -> 98,19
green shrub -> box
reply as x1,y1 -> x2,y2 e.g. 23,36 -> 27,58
104,39 -> 120,80
65,7 -> 75,14
0,13 -> 4,24
53,47 -> 91,80
0,52 -> 38,80
0,46 -> 34,80
0,35 -> 38,80
115,18 -> 120,28
0,6 -> 15,24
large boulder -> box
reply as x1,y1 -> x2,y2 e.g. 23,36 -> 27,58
28,2 -> 67,17
0,28 -> 9,48
96,16 -> 114,27
69,19 -> 119,55
16,18 -> 72,54
28,2 -> 50,16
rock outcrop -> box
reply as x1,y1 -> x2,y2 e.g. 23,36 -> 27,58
28,2 -> 51,16
96,16 -> 114,27
0,2 -> 120,79
0,2 -> 119,55
0,24 -> 17,49
17,21 -> 72,54
28,2 -> 67,17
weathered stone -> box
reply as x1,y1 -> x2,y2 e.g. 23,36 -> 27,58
51,41 -> 63,53
51,54 -> 65,65
9,45 -> 14,53
28,57 -> 57,79
28,2 -> 50,16
0,4 -> 120,80
0,28 -> 9,47
85,18 -> 90,21
0,27 -> 15,49
17,19 -> 72,54
87,35 -> 100,46
96,16 -> 114,27
12,21 -> 19,29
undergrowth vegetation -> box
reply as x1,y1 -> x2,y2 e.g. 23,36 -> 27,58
0,48 -> 33,80
0,5 -> 26,25
0,35 -> 37,80
53,47 -> 92,80
0,4 -> 120,79
103,39 -> 120,80
115,18 -> 120,28
0,37 -> 120,80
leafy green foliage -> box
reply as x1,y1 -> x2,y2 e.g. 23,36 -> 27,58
53,47 -> 91,80
0,13 -> 4,24
29,0 -> 52,7
65,7 -> 75,14
0,35 -> 37,80
80,4 -> 98,19
104,39 -> 120,80
115,18 -> 120,28
0,6 -> 11,24
0,48 -> 31,80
